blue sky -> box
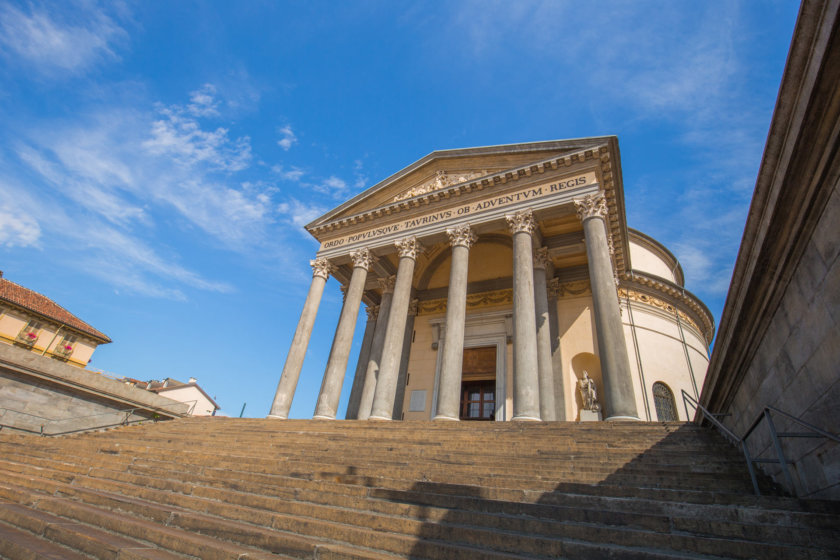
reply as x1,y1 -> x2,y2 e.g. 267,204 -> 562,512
0,1 -> 799,418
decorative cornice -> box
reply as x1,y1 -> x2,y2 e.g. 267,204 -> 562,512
619,272 -> 715,344
574,192 -> 608,222
310,257 -> 332,279
417,288 -> 513,315
446,224 -> 477,249
309,145 -> 607,237
350,247 -> 374,270
505,209 -> 536,235
395,237 -> 423,259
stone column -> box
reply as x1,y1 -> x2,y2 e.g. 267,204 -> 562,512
357,276 -> 395,420
506,210 -> 542,421
313,248 -> 374,420
268,257 -> 332,419
434,224 -> 477,421
369,237 -> 422,421
533,247 -> 556,421
345,305 -> 377,420
392,298 -> 418,420
575,193 -> 639,420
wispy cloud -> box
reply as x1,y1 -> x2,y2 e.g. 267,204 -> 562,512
0,2 -> 126,76
278,199 -> 327,230
0,200 -> 40,248
277,126 -> 297,151
272,164 -> 305,182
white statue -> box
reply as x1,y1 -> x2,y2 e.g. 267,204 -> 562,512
579,371 -> 600,411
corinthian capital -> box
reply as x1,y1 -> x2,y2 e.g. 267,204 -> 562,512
310,257 -> 332,279
446,224 -> 477,249
395,236 -> 423,259
505,209 -> 536,235
533,247 -> 550,270
366,304 -> 380,321
377,275 -> 396,293
350,247 -> 374,270
574,193 -> 608,222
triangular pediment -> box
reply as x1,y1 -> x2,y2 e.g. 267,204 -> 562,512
307,137 -> 613,230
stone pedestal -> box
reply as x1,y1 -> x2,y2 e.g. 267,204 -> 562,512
580,409 -> 603,422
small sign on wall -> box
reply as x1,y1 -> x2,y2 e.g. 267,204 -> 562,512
409,390 -> 426,412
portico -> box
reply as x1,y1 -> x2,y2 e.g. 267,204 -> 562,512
269,138 -> 714,422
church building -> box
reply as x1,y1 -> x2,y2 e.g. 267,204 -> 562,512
269,137 -> 714,422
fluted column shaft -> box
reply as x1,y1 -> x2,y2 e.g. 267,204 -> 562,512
434,225 -> 477,421
345,305 -> 377,419
314,248 -> 373,419
575,193 -> 639,420
533,248 -> 556,421
369,237 -> 422,420
269,257 -> 332,419
507,210 -> 542,421
357,277 -> 395,419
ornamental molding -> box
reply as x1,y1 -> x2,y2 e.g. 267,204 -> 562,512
395,236 -> 423,259
574,192 -> 608,222
408,298 -> 419,317
310,257 -> 332,279
446,224 -> 477,249
350,247 -> 374,270
548,278 -> 591,298
619,272 -> 715,343
417,288 -> 514,315
394,170 -> 490,202
505,209 -> 536,235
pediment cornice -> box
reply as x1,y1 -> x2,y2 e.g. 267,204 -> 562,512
307,137 -> 630,276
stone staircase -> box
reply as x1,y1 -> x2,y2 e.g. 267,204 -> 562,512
0,418 -> 838,559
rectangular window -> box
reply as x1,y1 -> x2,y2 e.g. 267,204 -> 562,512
17,320 -> 42,345
55,334 -> 77,358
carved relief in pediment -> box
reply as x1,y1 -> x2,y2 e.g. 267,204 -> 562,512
393,170 -> 490,202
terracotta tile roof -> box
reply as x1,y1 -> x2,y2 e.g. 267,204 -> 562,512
0,277 -> 111,343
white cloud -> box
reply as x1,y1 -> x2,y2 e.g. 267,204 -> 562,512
0,3 -> 125,76
144,105 -> 252,172
312,175 -> 348,198
272,164 -> 305,182
278,199 -> 327,229
277,126 -> 297,151
187,84 -> 221,117
0,204 -> 40,248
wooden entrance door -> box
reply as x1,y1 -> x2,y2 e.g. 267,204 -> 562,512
460,346 -> 496,421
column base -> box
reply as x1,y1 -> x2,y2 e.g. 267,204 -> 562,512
512,415 -> 542,422
432,415 -> 459,422
266,414 -> 287,419
312,415 -> 336,420
605,415 -> 641,421
367,415 -> 392,421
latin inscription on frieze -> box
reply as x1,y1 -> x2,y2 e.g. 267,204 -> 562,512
320,172 -> 595,250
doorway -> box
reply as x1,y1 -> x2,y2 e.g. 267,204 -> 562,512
460,346 -> 496,421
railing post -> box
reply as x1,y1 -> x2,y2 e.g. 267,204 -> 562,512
740,440 -> 761,496
765,408 -> 797,496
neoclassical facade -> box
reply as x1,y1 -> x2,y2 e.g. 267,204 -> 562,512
269,138 -> 714,422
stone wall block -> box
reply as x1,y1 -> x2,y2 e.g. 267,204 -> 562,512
812,183 -> 840,266
822,256 -> 840,326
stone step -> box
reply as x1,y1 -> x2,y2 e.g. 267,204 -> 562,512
0,452 -> 835,556
1,419 -> 837,559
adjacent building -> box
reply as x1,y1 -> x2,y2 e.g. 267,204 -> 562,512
0,271 -> 111,366
121,376 -> 220,416
270,137 -> 714,423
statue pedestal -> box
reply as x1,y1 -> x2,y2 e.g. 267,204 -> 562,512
580,409 -> 602,422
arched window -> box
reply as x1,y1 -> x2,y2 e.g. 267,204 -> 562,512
653,382 -> 678,422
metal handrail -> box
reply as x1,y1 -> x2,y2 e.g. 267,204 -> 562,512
682,390 -> 840,497
0,400 -> 196,437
